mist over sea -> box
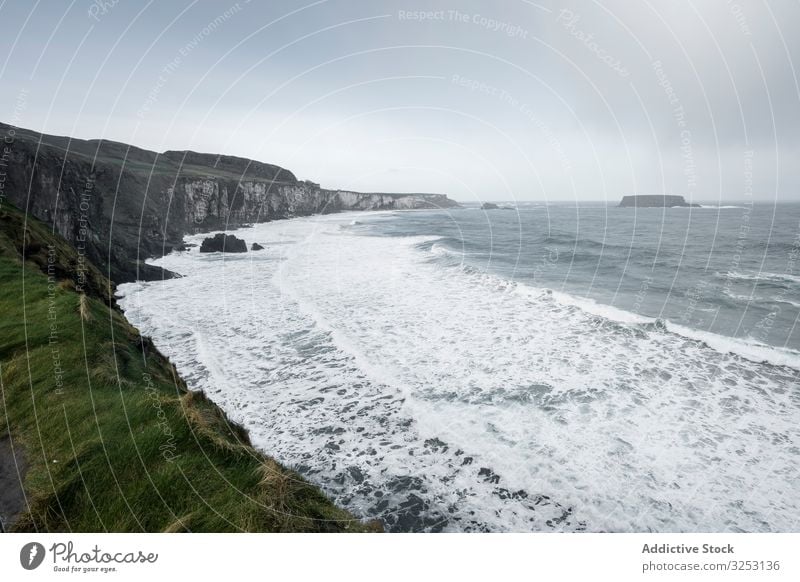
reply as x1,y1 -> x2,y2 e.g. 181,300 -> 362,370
118,202 -> 800,532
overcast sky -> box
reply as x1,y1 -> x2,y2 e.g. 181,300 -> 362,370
1,0 -> 798,202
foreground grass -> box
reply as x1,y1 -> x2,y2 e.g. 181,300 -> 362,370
0,203 -> 376,532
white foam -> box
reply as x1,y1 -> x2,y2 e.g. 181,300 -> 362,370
118,213 -> 800,532
697,205 -> 748,209
527,284 -> 800,370
717,270 -> 800,285
536,288 -> 654,325
664,323 -> 800,369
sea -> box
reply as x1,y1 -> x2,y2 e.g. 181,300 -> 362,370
117,201 -> 800,532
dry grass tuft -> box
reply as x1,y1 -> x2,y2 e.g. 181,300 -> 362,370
256,459 -> 296,529
78,293 -> 91,322
180,391 -> 249,453
161,513 -> 194,533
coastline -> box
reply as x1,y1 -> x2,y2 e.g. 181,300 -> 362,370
0,121 -> 459,285
121,207 -> 800,532
0,202 -> 379,532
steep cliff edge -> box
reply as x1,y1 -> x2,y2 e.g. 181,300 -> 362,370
0,122 -> 459,283
618,195 -> 700,208
0,201 -> 377,532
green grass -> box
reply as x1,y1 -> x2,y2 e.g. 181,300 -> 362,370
0,203 -> 377,532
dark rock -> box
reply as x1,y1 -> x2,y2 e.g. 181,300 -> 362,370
347,466 -> 365,484
199,233 -> 247,253
478,467 -> 501,483
481,202 -> 500,210
423,437 -> 448,452
251,242 -> 265,251
385,475 -> 424,493
618,195 -> 700,208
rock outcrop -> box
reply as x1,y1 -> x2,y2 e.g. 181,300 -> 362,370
618,195 -> 700,208
199,233 -> 247,253
0,122 -> 460,283
481,202 -> 500,210
251,242 -> 264,251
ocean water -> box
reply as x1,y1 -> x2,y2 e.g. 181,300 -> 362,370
117,202 -> 800,532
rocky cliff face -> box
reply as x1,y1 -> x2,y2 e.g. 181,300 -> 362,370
174,179 -> 455,227
1,122 -> 458,283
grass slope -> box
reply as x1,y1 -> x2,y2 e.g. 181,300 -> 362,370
0,202 -> 375,532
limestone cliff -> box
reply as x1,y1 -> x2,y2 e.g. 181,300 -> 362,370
0,122 -> 459,283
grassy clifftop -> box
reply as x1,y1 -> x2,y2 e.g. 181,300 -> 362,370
0,202 -> 376,532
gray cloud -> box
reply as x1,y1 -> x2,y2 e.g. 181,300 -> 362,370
1,0 -> 797,201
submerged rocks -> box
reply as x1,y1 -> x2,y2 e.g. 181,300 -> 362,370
251,242 -> 265,251
199,233 -> 247,253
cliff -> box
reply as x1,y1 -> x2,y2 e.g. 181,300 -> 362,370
618,195 -> 700,208
0,201 -> 377,532
0,122 -> 459,283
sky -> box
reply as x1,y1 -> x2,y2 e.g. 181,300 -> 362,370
1,0 -> 798,203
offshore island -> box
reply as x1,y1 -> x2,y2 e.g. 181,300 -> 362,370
618,195 -> 700,208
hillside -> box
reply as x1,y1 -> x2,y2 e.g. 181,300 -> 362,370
1,122 -> 458,283
0,201 -> 378,532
